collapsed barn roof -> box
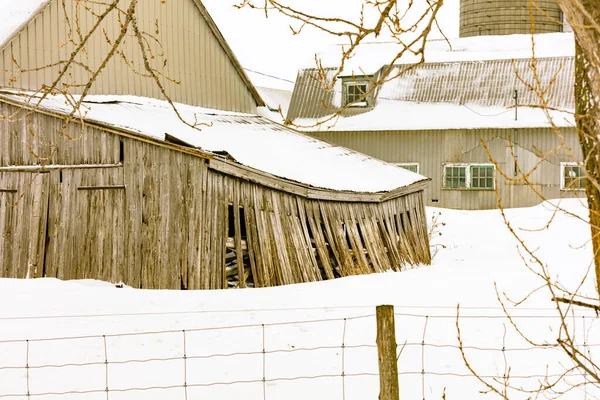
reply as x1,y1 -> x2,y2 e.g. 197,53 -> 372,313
0,91 -> 429,197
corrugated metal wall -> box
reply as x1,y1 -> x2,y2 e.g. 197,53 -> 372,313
310,127 -> 583,210
460,0 -> 563,37
0,0 -> 258,113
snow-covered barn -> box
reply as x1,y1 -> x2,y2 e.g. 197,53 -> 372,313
288,32 -> 579,210
0,0 -> 431,289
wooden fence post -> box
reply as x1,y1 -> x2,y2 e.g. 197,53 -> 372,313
376,304 -> 399,400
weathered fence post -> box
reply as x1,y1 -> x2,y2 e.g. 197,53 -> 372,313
376,305 -> 399,400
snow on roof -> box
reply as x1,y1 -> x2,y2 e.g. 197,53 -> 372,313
288,33 -> 575,130
0,92 -> 427,193
313,32 -> 575,76
295,100 -> 575,132
256,87 -> 293,115
0,0 -> 49,49
255,86 -> 293,124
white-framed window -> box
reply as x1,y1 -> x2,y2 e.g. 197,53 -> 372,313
560,162 -> 586,190
395,163 -> 419,174
443,163 -> 495,190
342,78 -> 370,107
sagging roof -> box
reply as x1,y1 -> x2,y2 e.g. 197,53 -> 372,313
0,91 -> 429,196
288,33 -> 576,130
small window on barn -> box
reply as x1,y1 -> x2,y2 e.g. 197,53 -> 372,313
470,165 -> 494,190
343,77 -> 371,107
444,165 -> 467,189
443,163 -> 495,190
561,162 -> 586,191
396,163 -> 419,174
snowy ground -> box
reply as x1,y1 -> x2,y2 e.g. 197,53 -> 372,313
0,199 -> 598,399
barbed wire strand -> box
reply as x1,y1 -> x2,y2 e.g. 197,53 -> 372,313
0,345 -> 380,372
1,371 -> 595,399
1,309 -> 599,399
0,313 -> 375,345
394,312 -> 597,320
0,304 -> 583,322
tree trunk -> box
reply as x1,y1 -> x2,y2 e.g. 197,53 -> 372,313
575,41 -> 600,294
561,0 -> 600,293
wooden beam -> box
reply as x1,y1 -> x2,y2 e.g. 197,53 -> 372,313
0,164 -> 123,172
376,305 -> 400,400
211,158 -> 430,203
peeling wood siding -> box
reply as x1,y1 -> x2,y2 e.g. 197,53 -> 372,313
309,127 -> 583,210
0,0 -> 258,113
460,0 -> 562,37
0,101 -> 431,289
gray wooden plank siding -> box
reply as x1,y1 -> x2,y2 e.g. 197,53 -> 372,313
0,0 -> 258,113
309,127 -> 583,210
0,100 -> 431,289
460,0 -> 562,37
0,171 -> 48,279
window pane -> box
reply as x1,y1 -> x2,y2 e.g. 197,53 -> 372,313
470,166 -> 494,189
445,166 -> 466,189
345,83 -> 367,105
398,164 -> 418,173
564,165 -> 586,189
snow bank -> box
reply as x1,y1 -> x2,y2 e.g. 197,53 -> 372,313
0,199 -> 596,399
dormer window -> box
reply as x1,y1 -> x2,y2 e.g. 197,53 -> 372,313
343,77 -> 371,107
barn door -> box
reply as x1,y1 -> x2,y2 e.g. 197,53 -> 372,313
44,167 -> 125,282
0,172 -> 50,279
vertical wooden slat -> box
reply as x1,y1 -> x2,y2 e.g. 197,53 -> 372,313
295,197 -> 323,282
241,182 -> 262,287
303,199 -> 335,280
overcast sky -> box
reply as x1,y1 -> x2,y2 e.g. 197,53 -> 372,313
202,0 -> 459,90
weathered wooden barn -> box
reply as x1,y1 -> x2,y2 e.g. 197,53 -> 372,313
0,0 -> 432,288
288,32 -> 580,210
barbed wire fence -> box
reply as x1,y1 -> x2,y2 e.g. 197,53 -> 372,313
0,306 -> 598,399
